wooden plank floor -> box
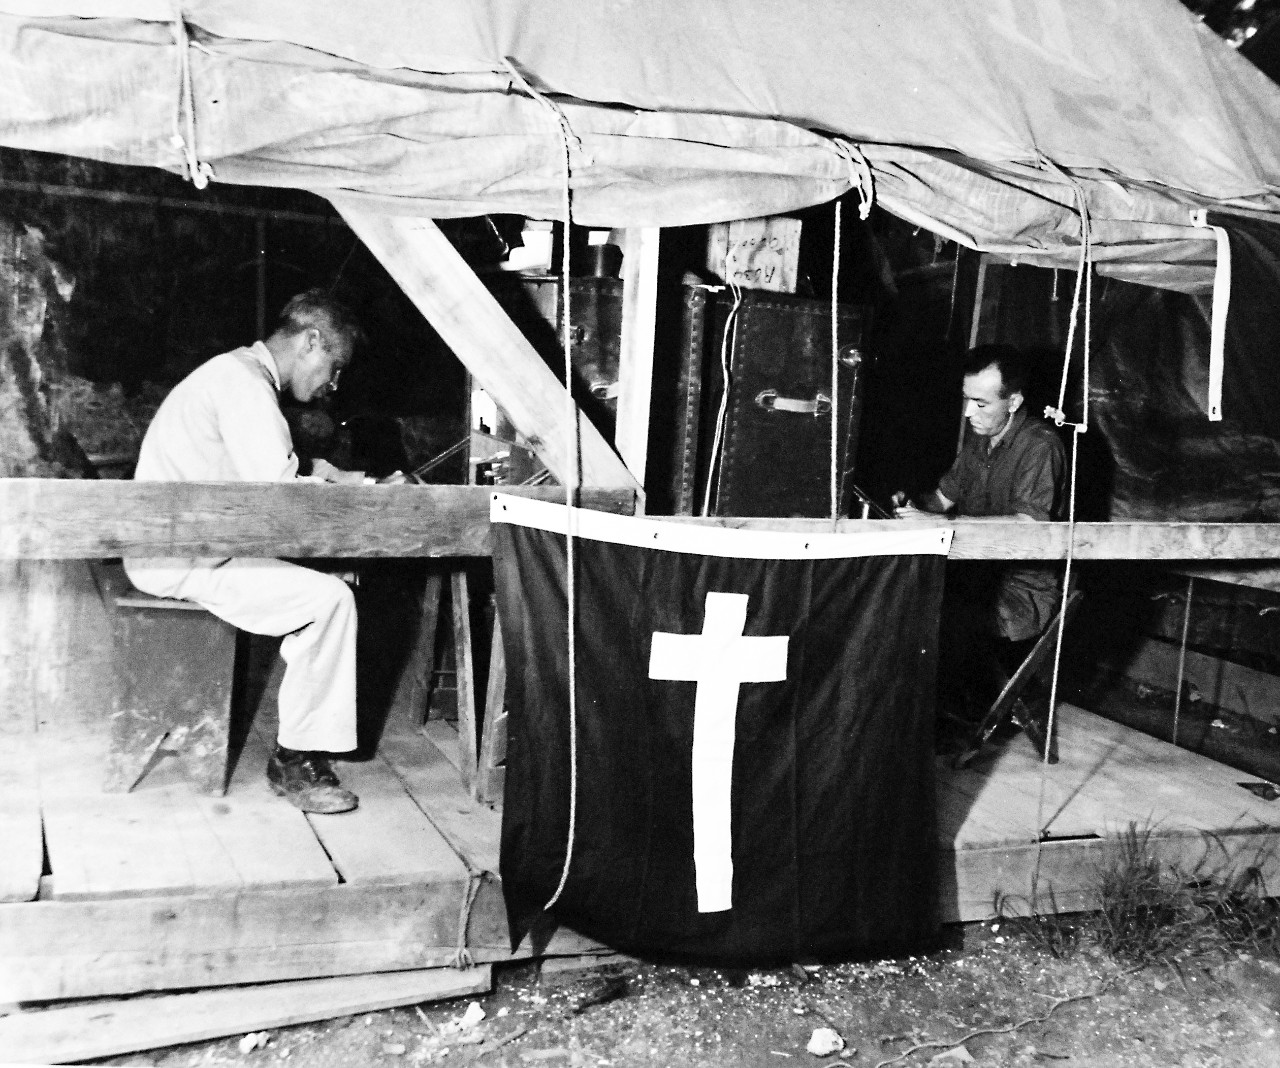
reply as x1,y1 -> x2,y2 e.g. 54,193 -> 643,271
939,702 -> 1280,848
938,702 -> 1280,921
4,560 -> 1280,998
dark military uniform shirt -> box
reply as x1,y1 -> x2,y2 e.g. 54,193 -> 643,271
937,407 -> 1066,642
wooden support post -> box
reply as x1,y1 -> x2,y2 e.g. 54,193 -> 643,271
476,618 -> 508,806
330,203 -> 641,492
616,227 -> 660,504
450,570 -> 478,793
387,570 -> 443,727
0,561 -> 49,903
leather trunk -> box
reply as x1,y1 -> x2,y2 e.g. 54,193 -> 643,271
671,286 -> 870,518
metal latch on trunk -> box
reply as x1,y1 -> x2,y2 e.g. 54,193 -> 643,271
754,390 -> 831,416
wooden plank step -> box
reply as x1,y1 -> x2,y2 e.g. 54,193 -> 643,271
37,675 -> 238,900
1049,707 -> 1278,828
210,726 -> 342,891
40,711 -> 336,900
0,882 -> 476,1002
380,719 -> 502,875
942,825 -> 1280,923
308,752 -> 469,886
0,965 -> 491,1064
940,704 -> 1280,848
244,655 -> 466,887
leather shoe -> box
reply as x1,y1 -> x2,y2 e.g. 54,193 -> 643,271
267,748 -> 359,813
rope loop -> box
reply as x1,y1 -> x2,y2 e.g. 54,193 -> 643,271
170,13 -> 213,190
1033,162 -> 1095,848
506,54 -> 582,915
832,139 -> 874,220
449,872 -> 483,969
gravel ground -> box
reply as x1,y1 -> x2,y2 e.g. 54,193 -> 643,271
95,923 -> 1280,1068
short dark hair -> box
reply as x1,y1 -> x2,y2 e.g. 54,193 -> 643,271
274,289 -> 364,354
963,343 -> 1028,399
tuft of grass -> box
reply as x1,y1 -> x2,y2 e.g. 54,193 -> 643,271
998,823 -> 1280,966
995,886 -> 1080,960
1094,824 -> 1193,964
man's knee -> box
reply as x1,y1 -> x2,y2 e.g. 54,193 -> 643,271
310,570 -> 355,610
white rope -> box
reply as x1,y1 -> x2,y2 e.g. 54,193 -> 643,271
1045,182 -> 1091,432
170,12 -> 212,190
503,57 -> 582,912
1173,576 -> 1194,748
830,198 -> 843,524
1034,176 -> 1092,844
701,274 -> 742,517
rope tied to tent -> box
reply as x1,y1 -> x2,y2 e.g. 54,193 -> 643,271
169,13 -> 213,190
1034,173 -> 1093,845
502,59 -> 591,167
504,55 -> 583,915
449,871 -> 484,969
833,140 -> 874,221
1045,176 -> 1092,434
702,276 -> 743,517
830,197 -> 843,525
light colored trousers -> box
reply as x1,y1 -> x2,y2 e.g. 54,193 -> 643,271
123,557 -> 357,753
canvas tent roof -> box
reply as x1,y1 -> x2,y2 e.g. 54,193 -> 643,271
3,0 -> 1280,291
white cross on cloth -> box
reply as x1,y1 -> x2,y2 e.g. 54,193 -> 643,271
648,592 -> 790,913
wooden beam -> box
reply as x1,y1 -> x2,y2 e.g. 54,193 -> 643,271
1175,564 -> 1280,593
615,227 -> 660,499
3,481 -> 1280,562
0,482 -> 633,560
0,880 -> 600,1002
941,827 -> 1280,922
331,204 -> 641,492
0,966 -> 492,1064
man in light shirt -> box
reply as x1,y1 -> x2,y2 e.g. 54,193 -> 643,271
126,290 -> 365,813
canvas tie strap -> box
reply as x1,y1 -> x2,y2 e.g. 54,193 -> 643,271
1191,209 -> 1230,422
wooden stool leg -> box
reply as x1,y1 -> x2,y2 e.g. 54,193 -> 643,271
388,570 -> 443,727
103,723 -> 168,794
451,570 -> 479,793
476,617 -> 507,806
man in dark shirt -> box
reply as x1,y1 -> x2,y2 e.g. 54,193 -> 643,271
895,344 -> 1066,724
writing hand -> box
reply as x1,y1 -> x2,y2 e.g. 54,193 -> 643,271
312,458 -> 366,485
890,490 -> 919,519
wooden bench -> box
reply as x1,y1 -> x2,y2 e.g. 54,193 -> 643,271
92,562 -> 238,795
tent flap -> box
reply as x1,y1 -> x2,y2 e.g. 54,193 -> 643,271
4,3 -> 1280,279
